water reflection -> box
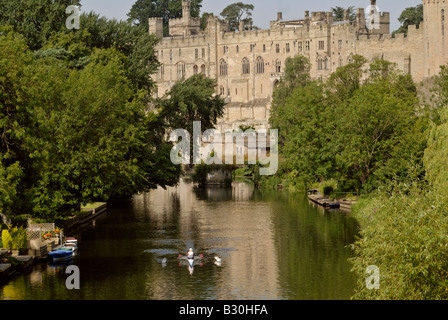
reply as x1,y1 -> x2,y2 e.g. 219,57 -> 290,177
1,179 -> 358,300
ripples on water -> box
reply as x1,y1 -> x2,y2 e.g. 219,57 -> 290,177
0,179 -> 359,300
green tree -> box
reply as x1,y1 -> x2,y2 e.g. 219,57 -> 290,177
424,64 -> 448,191
220,2 -> 255,31
127,0 -> 203,36
331,6 -> 356,22
201,12 -> 215,30
392,4 -> 423,36
335,60 -> 421,192
0,0 -> 81,50
159,74 -> 226,134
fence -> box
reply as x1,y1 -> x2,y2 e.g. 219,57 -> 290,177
26,223 -> 63,250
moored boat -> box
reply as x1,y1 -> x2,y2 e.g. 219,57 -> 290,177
48,237 -> 78,263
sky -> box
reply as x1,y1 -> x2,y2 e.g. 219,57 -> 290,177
80,0 -> 422,32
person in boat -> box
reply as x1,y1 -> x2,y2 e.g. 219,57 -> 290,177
186,248 -> 195,259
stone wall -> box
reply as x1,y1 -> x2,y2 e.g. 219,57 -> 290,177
151,0 -> 448,130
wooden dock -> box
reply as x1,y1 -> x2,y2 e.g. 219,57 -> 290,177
308,193 -> 341,209
307,189 -> 357,212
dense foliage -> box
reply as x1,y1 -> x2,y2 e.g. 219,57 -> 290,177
348,59 -> 448,299
220,2 -> 255,31
0,0 -> 228,224
392,4 -> 423,37
269,54 -> 428,193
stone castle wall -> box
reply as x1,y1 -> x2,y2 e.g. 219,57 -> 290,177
151,0 -> 448,131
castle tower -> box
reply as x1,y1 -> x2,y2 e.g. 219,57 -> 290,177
148,17 -> 164,39
182,0 -> 191,22
422,0 -> 448,77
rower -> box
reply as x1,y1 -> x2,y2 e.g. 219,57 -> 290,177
187,248 -> 194,259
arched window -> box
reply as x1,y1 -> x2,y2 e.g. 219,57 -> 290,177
201,64 -> 206,75
324,58 -> 329,70
338,57 -> 344,68
275,59 -> 281,73
318,58 -> 323,70
193,65 -> 198,75
177,62 -> 185,79
256,56 -> 264,74
219,59 -> 228,76
347,55 -> 354,64
242,58 -> 250,74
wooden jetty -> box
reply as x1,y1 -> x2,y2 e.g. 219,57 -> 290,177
307,189 -> 357,211
307,189 -> 341,209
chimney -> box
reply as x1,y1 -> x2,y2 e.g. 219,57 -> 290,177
239,20 -> 245,31
277,12 -> 283,21
326,12 -> 333,25
344,10 -> 349,21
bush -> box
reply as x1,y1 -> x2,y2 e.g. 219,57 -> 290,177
1,229 -> 13,250
1,227 -> 27,251
350,179 -> 448,300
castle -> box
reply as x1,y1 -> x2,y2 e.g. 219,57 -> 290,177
150,0 -> 448,131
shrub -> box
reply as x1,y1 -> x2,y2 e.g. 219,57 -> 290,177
1,229 -> 13,250
350,179 -> 448,300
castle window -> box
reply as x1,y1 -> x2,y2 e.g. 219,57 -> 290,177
263,44 -> 266,52
298,42 -> 303,51
242,58 -> 250,74
276,44 -> 280,53
275,59 -> 281,73
442,9 -> 445,36
193,65 -> 198,75
202,48 -> 206,58
324,58 -> 329,70
219,86 -> 225,96
224,46 -> 228,54
219,59 -> 228,76
318,58 -> 323,70
236,45 -> 239,53
201,64 -> 206,75
256,57 -> 265,74
305,41 -> 310,51
195,49 -> 199,59
159,65 -> 165,80
319,41 -> 325,50
338,40 -> 342,50
286,43 -> 290,53
179,49 -> 182,57
177,62 -> 185,79
338,57 -> 343,67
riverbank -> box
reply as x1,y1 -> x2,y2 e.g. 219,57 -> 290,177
0,203 -> 107,284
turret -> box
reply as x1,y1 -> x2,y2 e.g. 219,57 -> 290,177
182,0 -> 191,21
149,17 -> 164,39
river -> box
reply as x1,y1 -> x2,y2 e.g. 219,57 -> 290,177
0,179 -> 359,300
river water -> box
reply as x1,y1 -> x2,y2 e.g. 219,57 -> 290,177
0,179 -> 359,300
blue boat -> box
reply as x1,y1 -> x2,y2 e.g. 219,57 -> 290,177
48,246 -> 76,263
